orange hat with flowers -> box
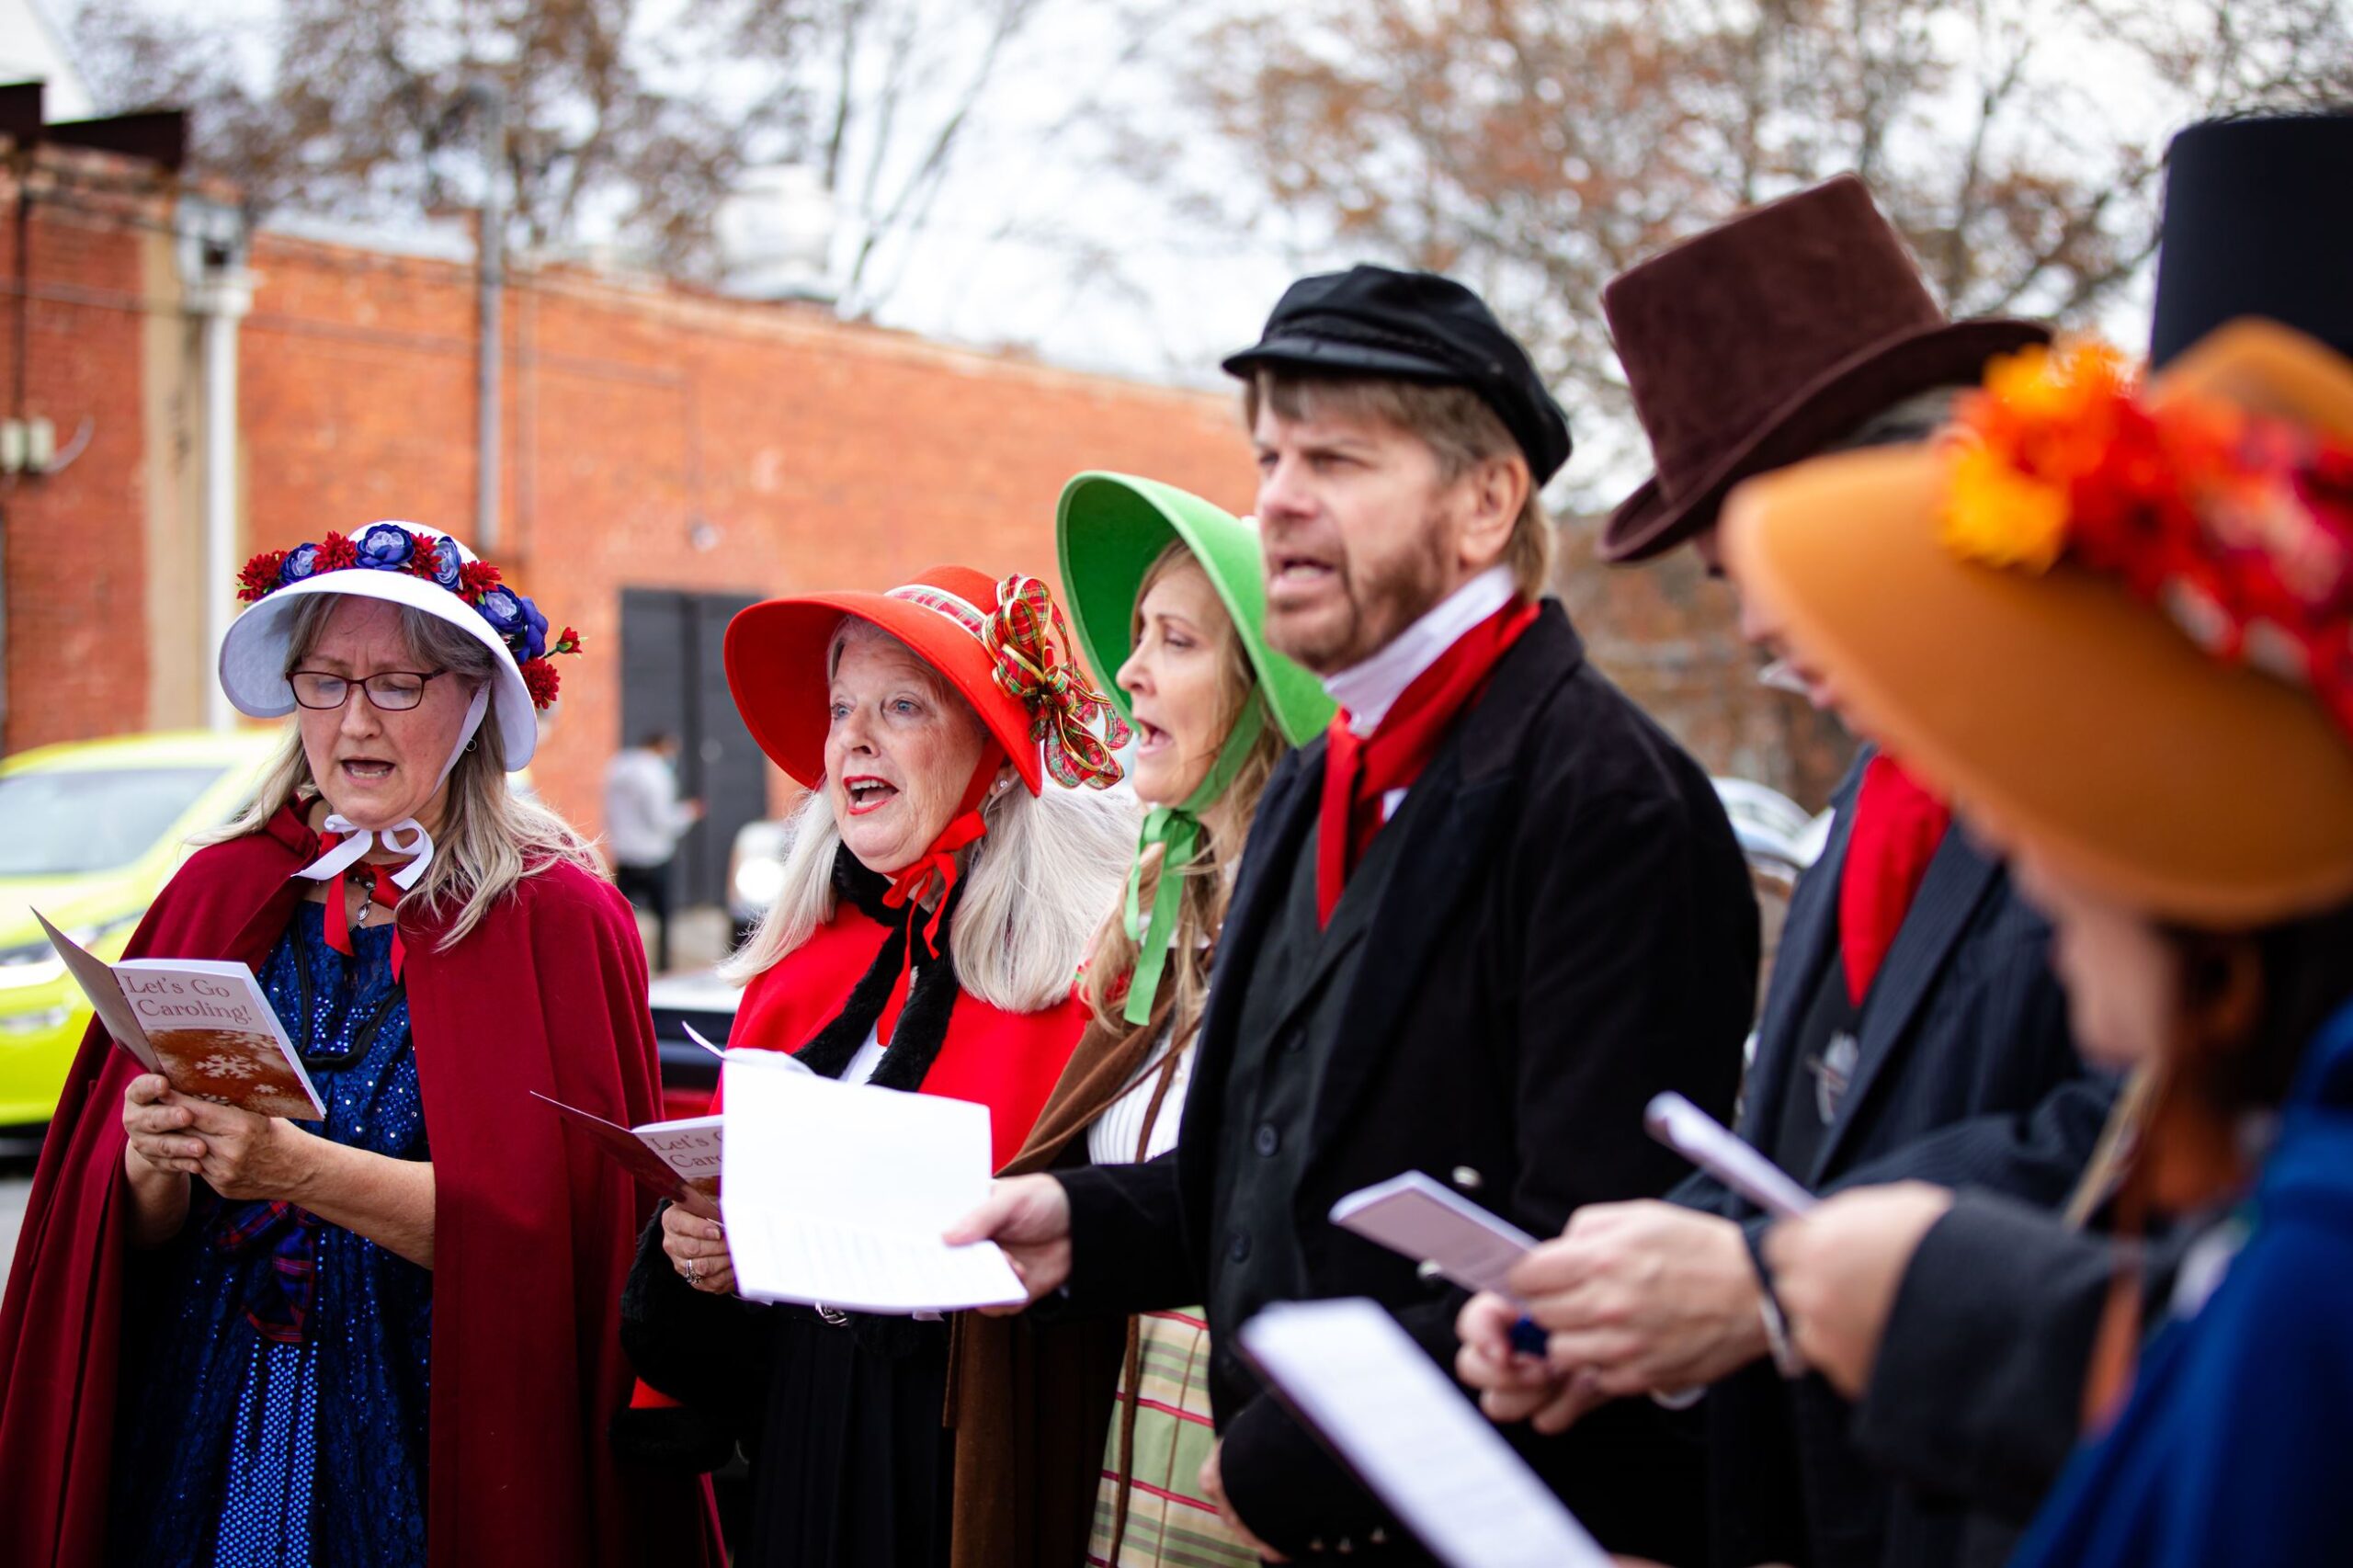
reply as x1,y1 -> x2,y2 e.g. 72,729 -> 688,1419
1724,319 -> 2353,926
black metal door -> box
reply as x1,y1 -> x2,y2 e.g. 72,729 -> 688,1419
619,588 -> 765,909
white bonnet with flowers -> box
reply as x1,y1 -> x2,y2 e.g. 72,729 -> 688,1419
217,522 -> 582,958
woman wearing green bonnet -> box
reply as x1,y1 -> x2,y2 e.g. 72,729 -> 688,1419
998,471 -> 1332,1566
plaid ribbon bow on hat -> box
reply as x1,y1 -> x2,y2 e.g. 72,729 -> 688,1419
984,574 -> 1131,790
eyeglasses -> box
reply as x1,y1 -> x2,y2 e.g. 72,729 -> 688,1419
287,669 -> 451,712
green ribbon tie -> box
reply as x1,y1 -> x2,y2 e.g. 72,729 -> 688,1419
1120,694 -> 1267,1025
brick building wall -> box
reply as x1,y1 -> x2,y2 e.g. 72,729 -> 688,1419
233,230 -> 1261,831
1,138 -> 1849,862
0,152 -> 192,753
1553,522 -> 1855,811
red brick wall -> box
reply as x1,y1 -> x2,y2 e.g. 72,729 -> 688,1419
1554,523 -> 1856,811
237,233 -> 1256,833
0,161 -> 170,755
0,143 -> 1847,840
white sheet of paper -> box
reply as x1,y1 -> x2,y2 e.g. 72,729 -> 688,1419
1329,1172 -> 1538,1296
718,1051 -> 1024,1313
1239,1299 -> 1613,1568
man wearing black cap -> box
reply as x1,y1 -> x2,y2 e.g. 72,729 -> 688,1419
955,266 -> 1758,1562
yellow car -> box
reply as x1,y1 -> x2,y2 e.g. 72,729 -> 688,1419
0,729 -> 280,1138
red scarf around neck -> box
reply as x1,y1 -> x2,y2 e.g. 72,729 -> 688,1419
1837,753 -> 1953,1005
1316,597 -> 1540,925
873,743 -> 1002,1042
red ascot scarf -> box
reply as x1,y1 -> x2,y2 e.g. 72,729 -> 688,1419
873,744 -> 1004,1042
313,831 -> 413,979
1837,753 -> 1953,1005
1317,597 -> 1540,925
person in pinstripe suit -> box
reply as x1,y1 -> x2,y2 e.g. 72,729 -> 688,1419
1455,176 -> 2116,1568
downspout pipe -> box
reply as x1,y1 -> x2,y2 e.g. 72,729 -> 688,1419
472,81 -> 506,556
178,199 -> 252,733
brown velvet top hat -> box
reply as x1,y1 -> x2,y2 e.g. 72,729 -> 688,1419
1723,321 -> 2353,927
1599,174 -> 2049,562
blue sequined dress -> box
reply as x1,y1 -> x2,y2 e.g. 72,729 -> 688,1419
109,903 -> 432,1568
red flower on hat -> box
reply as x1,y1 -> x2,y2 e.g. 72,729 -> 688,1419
458,560 -> 504,604
314,531 -> 359,574
236,550 -> 288,603
520,657 -> 563,708
1944,339 -> 2353,742
401,528 -> 444,580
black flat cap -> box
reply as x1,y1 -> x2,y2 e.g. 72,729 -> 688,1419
1222,264 -> 1574,483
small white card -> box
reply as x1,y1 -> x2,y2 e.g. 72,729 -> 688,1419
1240,1299 -> 1613,1568
718,1051 -> 1025,1314
1643,1092 -> 1817,1220
1329,1171 -> 1538,1295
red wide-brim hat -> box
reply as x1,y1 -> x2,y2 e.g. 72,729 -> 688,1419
726,564 -> 1045,794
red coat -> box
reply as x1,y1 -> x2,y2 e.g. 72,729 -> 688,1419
0,803 -> 720,1567
726,899 -> 1090,1172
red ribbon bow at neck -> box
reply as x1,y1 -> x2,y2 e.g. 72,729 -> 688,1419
870,751 -> 1001,1043
297,814 -> 432,979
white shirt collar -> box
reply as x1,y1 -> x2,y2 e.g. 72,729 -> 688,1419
1324,565 -> 1518,736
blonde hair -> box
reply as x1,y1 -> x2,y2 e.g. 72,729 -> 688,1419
721,618 -> 1138,1014
1245,369 -> 1554,599
195,595 -> 601,948
1076,545 -> 1288,1049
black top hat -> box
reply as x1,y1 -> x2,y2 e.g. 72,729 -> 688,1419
1223,265 -> 1574,483
2151,113 -> 2353,368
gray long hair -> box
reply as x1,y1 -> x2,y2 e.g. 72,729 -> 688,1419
721,620 -> 1139,1014
194,595 -> 601,948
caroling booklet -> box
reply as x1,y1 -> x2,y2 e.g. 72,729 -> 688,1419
38,910 -> 327,1120
534,1094 -> 724,1220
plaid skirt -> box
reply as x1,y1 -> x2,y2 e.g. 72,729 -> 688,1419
1086,1309 -> 1260,1568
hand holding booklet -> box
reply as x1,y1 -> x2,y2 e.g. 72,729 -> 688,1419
534,1095 -> 724,1220
1240,1298 -> 1612,1568
718,1050 -> 1026,1314
38,910 -> 325,1120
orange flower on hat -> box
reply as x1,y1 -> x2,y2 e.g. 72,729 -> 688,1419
1944,441 -> 2071,571
1943,340 -> 2141,574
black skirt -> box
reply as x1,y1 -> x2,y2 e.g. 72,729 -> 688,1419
741,1312 -> 955,1568
616,1210 -> 957,1568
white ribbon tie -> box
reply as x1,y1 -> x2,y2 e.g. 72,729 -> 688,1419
297,814 -> 436,892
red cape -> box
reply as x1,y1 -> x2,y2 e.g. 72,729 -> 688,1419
726,902 -> 1091,1172
0,804 -> 720,1567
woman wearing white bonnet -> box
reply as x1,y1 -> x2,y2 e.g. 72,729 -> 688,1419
0,522 -> 719,1567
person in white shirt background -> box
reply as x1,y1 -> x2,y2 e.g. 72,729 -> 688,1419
603,729 -> 706,971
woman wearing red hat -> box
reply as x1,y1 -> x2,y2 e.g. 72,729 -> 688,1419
0,525 -> 717,1568
622,565 -> 1136,1568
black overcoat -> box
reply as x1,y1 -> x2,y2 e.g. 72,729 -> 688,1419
1679,752 -> 2117,1568
1057,600 -> 1760,1562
